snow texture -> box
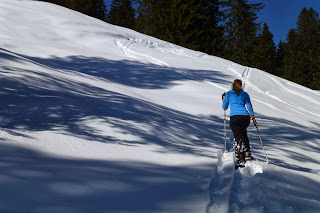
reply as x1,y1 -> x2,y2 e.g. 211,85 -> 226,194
0,0 -> 319,212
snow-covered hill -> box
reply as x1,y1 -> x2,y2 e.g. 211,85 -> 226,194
0,0 -> 319,212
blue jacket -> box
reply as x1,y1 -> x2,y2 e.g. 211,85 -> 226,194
222,90 -> 254,117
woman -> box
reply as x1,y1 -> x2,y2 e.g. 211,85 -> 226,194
222,79 -> 258,164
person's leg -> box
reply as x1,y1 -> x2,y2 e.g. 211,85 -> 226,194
230,116 -> 241,140
240,116 -> 253,160
230,116 -> 245,163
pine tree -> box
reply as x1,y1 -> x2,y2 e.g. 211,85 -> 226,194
296,8 -> 320,89
283,29 -> 302,84
69,0 -> 93,16
168,0 -> 223,55
135,0 -> 150,34
283,8 -> 320,89
135,0 -> 223,56
90,0 -> 108,21
135,0 -> 171,38
252,23 -> 276,74
275,40 -> 285,77
108,0 -> 136,29
221,0 -> 264,66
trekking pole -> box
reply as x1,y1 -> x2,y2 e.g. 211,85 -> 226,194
224,110 -> 227,153
255,126 -> 269,163
222,92 -> 227,153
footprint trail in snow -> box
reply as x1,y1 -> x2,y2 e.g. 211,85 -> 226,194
207,150 -> 298,213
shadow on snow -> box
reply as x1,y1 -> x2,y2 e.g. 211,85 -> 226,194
0,143 -> 212,213
0,48 -> 227,158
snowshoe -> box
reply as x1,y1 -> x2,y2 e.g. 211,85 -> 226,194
235,162 -> 245,169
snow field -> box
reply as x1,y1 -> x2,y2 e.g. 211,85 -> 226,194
0,0 -> 319,212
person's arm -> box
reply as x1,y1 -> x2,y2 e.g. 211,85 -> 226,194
222,92 -> 229,110
246,94 -> 258,127
245,93 -> 254,116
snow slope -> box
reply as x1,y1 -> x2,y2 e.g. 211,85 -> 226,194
0,0 -> 319,212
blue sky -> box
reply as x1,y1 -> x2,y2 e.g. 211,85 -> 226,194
104,0 -> 320,45
251,0 -> 320,45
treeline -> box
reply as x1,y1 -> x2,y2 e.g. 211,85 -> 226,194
34,0 -> 108,21
36,0 -> 320,90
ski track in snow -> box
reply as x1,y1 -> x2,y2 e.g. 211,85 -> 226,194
226,64 -> 242,78
251,97 -> 282,111
115,38 -> 171,67
245,69 -> 320,118
286,81 -> 320,96
263,72 -> 320,106
227,65 -> 262,94
204,81 -> 228,92
259,72 -> 320,118
125,35 -> 208,58
241,67 -> 250,90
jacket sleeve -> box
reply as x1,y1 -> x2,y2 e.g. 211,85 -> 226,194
222,92 -> 229,110
245,93 -> 254,116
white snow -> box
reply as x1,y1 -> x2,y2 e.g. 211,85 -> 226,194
0,0 -> 319,212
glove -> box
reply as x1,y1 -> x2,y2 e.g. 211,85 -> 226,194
222,92 -> 226,101
251,116 -> 258,128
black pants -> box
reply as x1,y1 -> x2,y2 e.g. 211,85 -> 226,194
230,115 -> 251,162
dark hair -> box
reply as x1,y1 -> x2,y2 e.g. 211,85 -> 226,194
232,79 -> 242,95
